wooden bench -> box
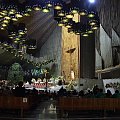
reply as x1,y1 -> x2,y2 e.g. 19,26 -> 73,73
58,97 -> 120,116
0,96 -> 33,117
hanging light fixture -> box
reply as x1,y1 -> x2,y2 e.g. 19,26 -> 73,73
54,3 -> 62,10
89,20 -> 97,26
0,0 -> 99,36
57,21 -> 64,26
62,17 -> 69,23
79,9 -> 88,16
3,19 -> 9,24
87,29 -> 93,34
26,6 -> 32,12
70,7 -> 79,14
82,32 -> 89,37
11,16 -> 18,21
46,1 -> 53,8
66,13 -> 74,19
91,25 -> 99,30
4,16 -> 11,20
33,5 -> 41,11
15,12 -> 23,18
42,7 -> 50,13
88,11 -> 96,18
65,22 -> 72,28
58,10 -> 65,17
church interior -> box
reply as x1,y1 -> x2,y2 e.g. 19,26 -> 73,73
0,0 -> 120,119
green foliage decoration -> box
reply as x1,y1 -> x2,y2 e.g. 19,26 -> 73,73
7,63 -> 24,85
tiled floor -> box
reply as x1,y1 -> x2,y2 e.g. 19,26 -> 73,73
0,99 -> 120,120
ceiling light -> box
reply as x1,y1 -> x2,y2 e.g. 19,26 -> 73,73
4,16 -> 11,20
9,9 -> 16,15
1,27 -> 5,30
65,23 -> 72,28
54,4 -> 62,10
87,30 -> 93,34
24,12 -> 30,16
42,7 -> 50,13
89,20 -> 97,26
26,7 -> 32,12
11,32 -> 16,36
9,36 -> 14,39
0,15 -> 3,18
16,13 -> 23,18
2,23 -> 7,27
11,17 -> 18,21
79,10 -> 88,16
89,0 -> 95,3
82,32 -> 89,37
46,1 -> 53,7
33,6 -> 41,11
66,13 -> 74,19
58,11 -> 65,17
3,20 -> 9,24
62,18 -> 69,23
58,21 -> 64,26
14,40 -> 18,43
28,45 -> 36,50
92,25 -> 99,30
88,11 -> 95,18
15,37 -> 20,41
70,7 -> 79,14
1,10 -> 8,16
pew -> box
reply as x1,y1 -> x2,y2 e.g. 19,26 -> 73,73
58,97 -> 120,116
0,96 -> 34,117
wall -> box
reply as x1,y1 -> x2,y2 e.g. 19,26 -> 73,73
78,78 -> 104,91
95,0 -> 120,78
39,26 -> 62,76
80,33 -> 95,78
61,26 -> 80,81
99,24 -> 113,68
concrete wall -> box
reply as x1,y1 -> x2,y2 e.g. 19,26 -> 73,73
99,24 -> 113,68
78,78 -> 104,91
95,0 -> 120,78
80,33 -> 95,78
39,26 -> 62,76
95,48 -> 102,70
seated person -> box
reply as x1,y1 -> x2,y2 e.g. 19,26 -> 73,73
96,88 -> 105,98
105,89 -> 112,98
14,81 -> 25,97
112,90 -> 120,98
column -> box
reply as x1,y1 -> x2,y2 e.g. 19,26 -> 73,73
80,32 -> 95,78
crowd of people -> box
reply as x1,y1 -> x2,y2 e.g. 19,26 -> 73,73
0,80 -> 120,99
56,85 -> 120,98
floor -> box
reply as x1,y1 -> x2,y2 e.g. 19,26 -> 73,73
0,99 -> 120,120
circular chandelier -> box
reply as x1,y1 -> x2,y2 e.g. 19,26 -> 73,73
0,0 -> 100,36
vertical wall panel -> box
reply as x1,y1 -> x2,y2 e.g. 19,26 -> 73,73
100,24 -> 113,68
61,27 -> 80,81
39,26 -> 62,76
